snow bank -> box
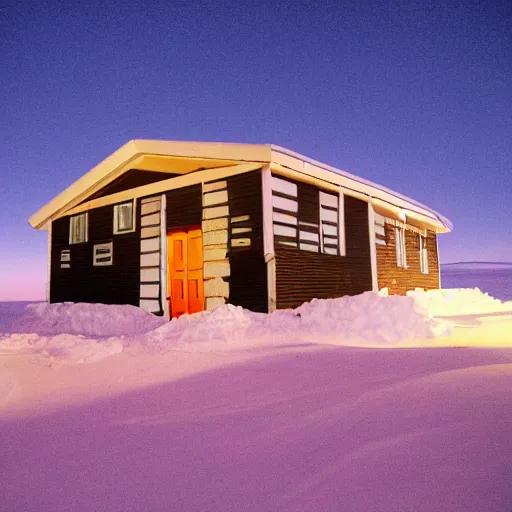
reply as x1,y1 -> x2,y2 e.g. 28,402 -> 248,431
407,287 -> 512,317
6,288 -> 510,363
0,332 -> 123,364
295,292 -> 449,342
10,301 -> 166,337
144,291 -> 450,352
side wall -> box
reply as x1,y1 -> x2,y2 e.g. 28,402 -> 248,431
50,204 -> 140,305
376,226 -> 439,295
226,171 -> 267,313
274,183 -> 373,310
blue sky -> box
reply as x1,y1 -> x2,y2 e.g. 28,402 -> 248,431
1,0 -> 510,300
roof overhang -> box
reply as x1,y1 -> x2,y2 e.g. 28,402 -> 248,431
29,140 -> 272,230
30,139 -> 452,233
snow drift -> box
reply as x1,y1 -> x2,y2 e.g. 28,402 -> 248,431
407,287 -> 512,317
2,288 -> 511,364
10,301 -> 166,336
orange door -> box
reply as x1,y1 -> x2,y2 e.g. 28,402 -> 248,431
167,229 -> 204,318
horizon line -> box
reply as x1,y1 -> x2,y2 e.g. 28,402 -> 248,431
442,261 -> 512,266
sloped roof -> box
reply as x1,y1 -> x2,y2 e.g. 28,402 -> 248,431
29,139 -> 452,232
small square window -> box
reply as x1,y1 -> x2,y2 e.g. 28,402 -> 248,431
69,213 -> 88,244
93,242 -> 113,266
114,202 -> 134,234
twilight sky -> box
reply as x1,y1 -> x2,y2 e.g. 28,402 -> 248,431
1,0 -> 510,300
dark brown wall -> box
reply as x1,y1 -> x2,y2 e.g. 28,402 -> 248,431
85,169 -> 177,202
275,194 -> 373,309
376,227 -> 439,295
166,184 -> 202,229
50,203 -> 140,305
226,171 -> 267,313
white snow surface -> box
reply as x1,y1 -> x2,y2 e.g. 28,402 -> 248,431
1,287 -> 512,511
2,288 -> 512,363
1,291 -> 456,361
9,301 -> 166,336
407,287 -> 512,317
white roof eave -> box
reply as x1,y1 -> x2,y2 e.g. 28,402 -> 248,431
270,144 -> 452,232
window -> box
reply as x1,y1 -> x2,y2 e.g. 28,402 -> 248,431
395,227 -> 407,268
60,249 -> 70,269
114,201 -> 134,234
69,213 -> 88,244
374,213 -> 387,245
93,242 -> 113,266
419,235 -> 429,274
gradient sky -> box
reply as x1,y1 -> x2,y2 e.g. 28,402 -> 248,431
1,0 -> 510,300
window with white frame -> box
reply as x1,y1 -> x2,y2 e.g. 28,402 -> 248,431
60,249 -> 71,269
93,242 -> 113,266
395,226 -> 407,268
374,213 -> 387,245
69,213 -> 88,244
114,201 -> 134,234
419,235 -> 429,274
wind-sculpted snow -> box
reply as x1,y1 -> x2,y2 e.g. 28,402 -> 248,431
1,347 -> 512,511
9,301 -> 166,336
407,287 -> 512,317
142,292 -> 450,352
1,288 -> 511,365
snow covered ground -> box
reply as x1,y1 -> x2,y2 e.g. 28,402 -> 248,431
1,285 -> 512,511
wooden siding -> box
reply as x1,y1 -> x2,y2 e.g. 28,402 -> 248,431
275,194 -> 372,309
376,227 -> 439,294
50,203 -> 140,305
85,169 -> 177,202
166,184 -> 202,229
226,171 -> 267,313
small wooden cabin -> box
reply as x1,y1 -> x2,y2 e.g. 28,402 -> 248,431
30,140 -> 452,317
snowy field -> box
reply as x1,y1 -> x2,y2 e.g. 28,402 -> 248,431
442,265 -> 512,301
1,281 -> 512,511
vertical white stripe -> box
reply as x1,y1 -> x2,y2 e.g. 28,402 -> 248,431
338,191 -> 346,256
436,234 -> 442,288
262,166 -> 275,256
319,193 -> 324,254
46,222 -> 52,302
262,165 -> 276,312
160,194 -> 169,319
368,203 -> 379,292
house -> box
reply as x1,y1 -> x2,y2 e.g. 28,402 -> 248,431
29,140 -> 452,318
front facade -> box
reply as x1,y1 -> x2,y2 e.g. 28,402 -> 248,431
31,140 -> 452,317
